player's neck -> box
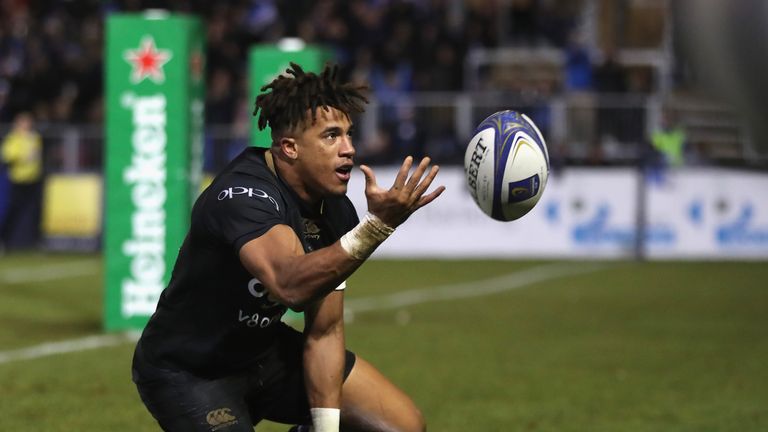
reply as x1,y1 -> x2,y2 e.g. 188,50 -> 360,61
269,150 -> 323,206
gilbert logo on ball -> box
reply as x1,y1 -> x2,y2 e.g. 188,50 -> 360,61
464,110 -> 549,222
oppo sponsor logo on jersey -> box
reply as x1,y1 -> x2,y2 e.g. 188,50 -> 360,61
218,186 -> 279,211
120,92 -> 168,317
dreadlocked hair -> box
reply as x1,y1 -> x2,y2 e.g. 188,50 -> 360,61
253,62 -> 369,134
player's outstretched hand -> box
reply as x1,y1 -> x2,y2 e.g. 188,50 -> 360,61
360,156 -> 446,228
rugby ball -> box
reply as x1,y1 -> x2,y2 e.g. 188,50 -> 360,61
464,110 -> 549,222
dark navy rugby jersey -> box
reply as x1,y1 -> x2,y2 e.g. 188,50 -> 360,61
137,147 -> 359,377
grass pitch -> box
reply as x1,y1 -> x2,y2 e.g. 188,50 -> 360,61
0,253 -> 766,431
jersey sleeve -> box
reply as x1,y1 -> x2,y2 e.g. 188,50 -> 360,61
202,181 -> 286,252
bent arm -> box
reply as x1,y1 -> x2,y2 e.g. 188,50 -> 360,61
239,224 -> 362,310
239,157 -> 444,310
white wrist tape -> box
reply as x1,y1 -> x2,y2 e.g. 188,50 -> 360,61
339,213 -> 395,260
310,407 -> 340,432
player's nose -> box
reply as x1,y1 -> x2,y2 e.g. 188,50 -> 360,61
339,135 -> 355,158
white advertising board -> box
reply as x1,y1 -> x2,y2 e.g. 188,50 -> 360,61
346,166 -> 639,258
646,168 -> 768,259
346,166 -> 768,260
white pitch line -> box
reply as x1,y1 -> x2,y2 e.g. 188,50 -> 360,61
345,262 -> 605,314
0,260 -> 100,284
0,332 -> 140,365
0,262 -> 606,365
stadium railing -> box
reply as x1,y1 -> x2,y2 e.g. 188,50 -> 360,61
0,93 -> 758,176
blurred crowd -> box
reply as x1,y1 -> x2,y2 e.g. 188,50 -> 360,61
0,1 -> 103,124
0,0 -> 584,124
2,0 -> 734,170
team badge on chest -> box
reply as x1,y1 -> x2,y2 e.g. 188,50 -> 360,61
302,218 -> 321,241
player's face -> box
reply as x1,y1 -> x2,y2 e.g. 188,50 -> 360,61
295,107 -> 355,199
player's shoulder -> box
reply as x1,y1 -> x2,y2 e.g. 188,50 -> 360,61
198,148 -> 287,214
216,147 -> 276,185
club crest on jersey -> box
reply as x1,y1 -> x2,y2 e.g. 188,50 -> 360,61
302,218 -> 321,241
218,186 -> 279,211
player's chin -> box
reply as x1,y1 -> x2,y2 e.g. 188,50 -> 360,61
331,183 -> 349,195
326,179 -> 349,195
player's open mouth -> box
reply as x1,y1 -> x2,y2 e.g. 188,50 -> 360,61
335,165 -> 353,182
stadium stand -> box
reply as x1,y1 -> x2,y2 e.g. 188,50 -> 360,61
0,0 -> 762,173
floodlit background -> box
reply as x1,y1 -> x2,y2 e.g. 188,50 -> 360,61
1,1 -> 767,431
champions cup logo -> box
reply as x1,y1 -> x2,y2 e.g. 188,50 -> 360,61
507,174 -> 540,203
120,92 -> 168,317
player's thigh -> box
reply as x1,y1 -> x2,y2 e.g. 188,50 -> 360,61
341,356 -> 425,432
135,371 -> 254,432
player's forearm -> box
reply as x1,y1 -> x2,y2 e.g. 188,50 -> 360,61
241,224 -> 364,309
303,322 -> 345,410
271,242 -> 361,309
271,214 -> 393,308
241,216 -> 393,309
280,214 -> 395,308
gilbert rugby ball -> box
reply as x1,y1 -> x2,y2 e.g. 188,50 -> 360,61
464,110 -> 549,222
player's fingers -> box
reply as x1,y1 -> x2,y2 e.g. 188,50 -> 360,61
392,156 -> 413,191
416,185 -> 446,208
412,165 -> 440,198
360,165 -> 378,191
404,157 -> 431,193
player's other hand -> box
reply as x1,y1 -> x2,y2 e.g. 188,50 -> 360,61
360,156 -> 445,228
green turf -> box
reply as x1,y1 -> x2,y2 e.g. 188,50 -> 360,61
1,254 -> 766,431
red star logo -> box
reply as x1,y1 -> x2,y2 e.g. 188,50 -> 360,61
123,36 -> 172,84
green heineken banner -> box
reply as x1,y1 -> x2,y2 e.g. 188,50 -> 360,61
104,12 -> 205,331
249,42 -> 331,148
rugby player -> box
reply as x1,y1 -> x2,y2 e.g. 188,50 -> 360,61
132,62 -> 444,432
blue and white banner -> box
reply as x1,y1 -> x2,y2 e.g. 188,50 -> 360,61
647,169 -> 768,259
346,166 -> 768,260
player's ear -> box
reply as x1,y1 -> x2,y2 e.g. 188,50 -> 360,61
278,136 -> 298,160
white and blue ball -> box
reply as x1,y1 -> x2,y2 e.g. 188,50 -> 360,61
464,110 -> 549,222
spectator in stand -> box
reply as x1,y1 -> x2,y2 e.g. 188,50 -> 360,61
652,111 -> 687,168
508,0 -> 538,45
594,48 -> 629,145
564,32 -> 593,91
205,68 -> 237,171
413,17 -> 465,91
537,0 -> 581,47
465,0 -> 500,49
369,45 -> 416,162
563,31 -> 596,162
594,49 -> 628,93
